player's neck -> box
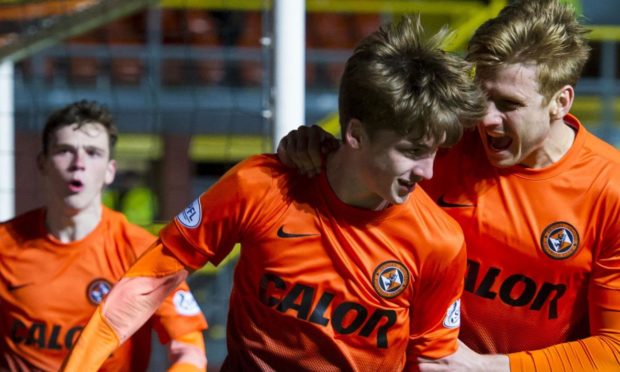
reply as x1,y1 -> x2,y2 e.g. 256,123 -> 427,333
520,119 -> 576,168
326,150 -> 385,210
44,202 -> 103,243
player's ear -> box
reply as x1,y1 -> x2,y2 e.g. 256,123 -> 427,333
344,118 -> 365,149
549,85 -> 574,120
104,159 -> 116,186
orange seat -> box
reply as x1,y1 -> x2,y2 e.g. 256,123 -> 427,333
187,10 -> 225,85
106,14 -> 145,85
351,14 -> 382,42
67,30 -> 101,85
306,13 -> 355,88
237,11 -> 263,86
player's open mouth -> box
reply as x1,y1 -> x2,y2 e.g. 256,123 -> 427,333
68,180 -> 84,192
487,134 -> 512,151
398,179 -> 415,191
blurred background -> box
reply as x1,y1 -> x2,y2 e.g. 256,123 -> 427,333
0,0 -> 618,370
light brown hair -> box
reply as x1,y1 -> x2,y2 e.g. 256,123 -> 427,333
339,15 -> 487,147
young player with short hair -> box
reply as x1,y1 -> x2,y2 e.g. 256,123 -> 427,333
0,100 -> 208,371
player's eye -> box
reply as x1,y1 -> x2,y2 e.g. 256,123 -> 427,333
86,148 -> 104,157
495,100 -> 520,112
53,146 -> 73,155
404,147 -> 432,159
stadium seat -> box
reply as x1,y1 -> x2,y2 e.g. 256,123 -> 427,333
306,13 -> 356,88
67,30 -> 101,85
106,14 -> 145,86
186,10 -> 225,85
237,11 -> 263,86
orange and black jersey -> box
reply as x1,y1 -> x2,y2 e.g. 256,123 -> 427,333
423,114 -> 620,369
160,154 -> 466,370
0,207 -> 207,372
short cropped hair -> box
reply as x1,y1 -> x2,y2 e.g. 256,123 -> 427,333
42,100 -> 118,158
338,15 -> 486,147
467,0 -> 591,102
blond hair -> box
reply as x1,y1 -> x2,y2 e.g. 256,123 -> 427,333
467,0 -> 591,101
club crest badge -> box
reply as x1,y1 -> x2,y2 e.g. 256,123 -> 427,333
540,221 -> 580,260
86,278 -> 112,305
372,261 -> 410,299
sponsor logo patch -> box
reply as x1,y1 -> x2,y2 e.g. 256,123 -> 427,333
177,198 -> 202,228
540,221 -> 580,260
86,278 -> 112,305
173,290 -> 202,316
372,261 -> 410,299
443,299 -> 461,328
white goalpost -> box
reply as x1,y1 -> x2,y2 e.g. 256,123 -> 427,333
0,60 -> 14,221
272,0 -> 306,150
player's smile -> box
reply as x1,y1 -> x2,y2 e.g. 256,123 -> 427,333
356,129 -> 437,208
397,178 -> 418,193
478,63 -> 556,168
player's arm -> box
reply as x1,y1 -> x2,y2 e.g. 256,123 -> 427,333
507,225 -> 620,372
421,239 -> 620,371
419,302 -> 620,371
418,340 -> 509,372
276,124 -> 339,177
508,306 -> 620,371
61,241 -> 190,372
153,282 -> 208,372
408,239 -> 468,368
166,331 -> 207,372
415,239 -> 510,371
508,211 -> 620,372
419,290 -> 620,371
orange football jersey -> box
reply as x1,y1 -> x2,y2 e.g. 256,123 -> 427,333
0,207 -> 207,371
424,114 -> 620,363
160,154 -> 466,370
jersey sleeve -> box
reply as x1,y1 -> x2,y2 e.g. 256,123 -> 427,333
590,181 -> 620,311
151,281 -> 208,345
508,323 -> 620,371
160,155 -> 287,270
509,181 -> 620,371
407,239 -> 467,361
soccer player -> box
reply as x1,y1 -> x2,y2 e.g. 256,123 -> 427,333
0,100 -> 208,371
61,16 -> 487,370
276,1 -> 620,370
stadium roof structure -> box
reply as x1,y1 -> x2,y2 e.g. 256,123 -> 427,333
0,0 -> 157,62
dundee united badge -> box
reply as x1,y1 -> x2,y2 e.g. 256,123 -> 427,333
540,221 -> 580,260
372,261 -> 410,298
86,278 -> 113,305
